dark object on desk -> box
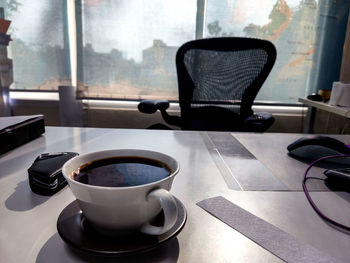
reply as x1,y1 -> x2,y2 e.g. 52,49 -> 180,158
0,115 -> 45,155
303,155 -> 350,232
287,135 -> 350,161
138,37 -> 276,132
324,168 -> 350,183
307,93 -> 323,101
324,174 -> 350,193
57,197 -> 186,256
28,152 -> 79,196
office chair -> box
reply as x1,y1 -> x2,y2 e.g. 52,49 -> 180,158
138,37 -> 277,132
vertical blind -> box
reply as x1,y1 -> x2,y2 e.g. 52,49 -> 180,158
6,0 -> 71,90
75,0 -> 197,100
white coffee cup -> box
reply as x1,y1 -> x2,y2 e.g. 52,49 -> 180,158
62,149 -> 179,236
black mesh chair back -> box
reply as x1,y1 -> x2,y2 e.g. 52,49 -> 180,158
176,37 -> 276,131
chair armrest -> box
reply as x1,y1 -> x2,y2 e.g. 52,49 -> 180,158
138,100 -> 170,114
138,99 -> 182,128
243,112 -> 275,132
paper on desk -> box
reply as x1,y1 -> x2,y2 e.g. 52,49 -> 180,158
197,196 -> 344,263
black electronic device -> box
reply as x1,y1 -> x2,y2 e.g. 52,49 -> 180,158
307,93 -> 323,101
324,168 -> 350,183
28,152 -> 79,196
0,115 -> 45,155
287,135 -> 350,161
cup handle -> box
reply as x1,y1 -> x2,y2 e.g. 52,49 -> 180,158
140,188 -> 178,235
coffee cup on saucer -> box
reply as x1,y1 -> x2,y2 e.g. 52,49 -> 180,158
62,149 -> 179,236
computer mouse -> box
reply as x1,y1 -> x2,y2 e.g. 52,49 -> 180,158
287,135 -> 350,161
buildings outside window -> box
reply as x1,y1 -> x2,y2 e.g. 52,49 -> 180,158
3,0 -> 350,104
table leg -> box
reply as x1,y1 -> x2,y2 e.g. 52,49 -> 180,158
303,106 -> 316,133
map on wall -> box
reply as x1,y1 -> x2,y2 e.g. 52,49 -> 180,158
205,0 -> 349,103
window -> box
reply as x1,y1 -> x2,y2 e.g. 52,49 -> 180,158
4,0 -> 71,90
5,0 -> 350,104
77,0 -> 197,100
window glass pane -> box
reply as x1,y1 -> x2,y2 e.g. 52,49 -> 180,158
78,0 -> 197,100
4,0 -> 71,90
205,0 -> 349,103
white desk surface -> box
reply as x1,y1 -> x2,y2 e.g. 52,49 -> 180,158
1,127 -> 350,263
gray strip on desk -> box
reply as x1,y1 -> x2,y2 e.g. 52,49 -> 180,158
202,132 -> 287,191
197,196 -> 344,263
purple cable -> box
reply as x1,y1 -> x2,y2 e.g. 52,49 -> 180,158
303,154 -> 350,231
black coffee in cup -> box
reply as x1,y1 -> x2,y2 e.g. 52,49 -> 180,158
73,156 -> 171,187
